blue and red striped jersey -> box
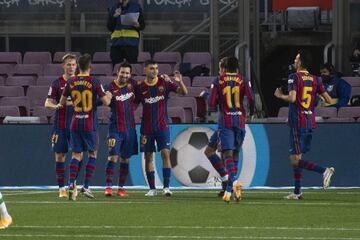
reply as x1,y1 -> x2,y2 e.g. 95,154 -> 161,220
287,70 -> 326,129
136,76 -> 179,134
107,79 -> 138,133
63,75 -> 106,132
209,73 -> 254,129
47,76 -> 73,130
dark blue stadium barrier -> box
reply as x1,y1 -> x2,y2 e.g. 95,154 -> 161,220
0,123 -> 359,187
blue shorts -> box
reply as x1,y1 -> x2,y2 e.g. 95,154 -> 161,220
108,129 -> 138,159
52,128 -> 70,153
140,130 -> 170,152
219,127 -> 246,151
208,130 -> 219,149
70,131 -> 97,153
289,128 -> 312,155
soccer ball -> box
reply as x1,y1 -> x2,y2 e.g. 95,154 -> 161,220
170,127 -> 220,187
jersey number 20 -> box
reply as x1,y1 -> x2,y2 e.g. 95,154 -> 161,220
71,90 -> 93,112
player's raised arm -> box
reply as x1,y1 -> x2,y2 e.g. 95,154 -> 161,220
173,71 -> 188,96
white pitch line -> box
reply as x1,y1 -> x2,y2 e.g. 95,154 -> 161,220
9,225 -> 360,232
2,191 -> 53,196
0,234 -> 359,240
6,200 -> 360,207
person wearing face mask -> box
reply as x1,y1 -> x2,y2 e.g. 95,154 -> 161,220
107,0 -> 146,66
319,63 -> 351,109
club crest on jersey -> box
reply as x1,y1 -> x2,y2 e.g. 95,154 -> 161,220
158,85 -> 164,92
127,83 -> 132,90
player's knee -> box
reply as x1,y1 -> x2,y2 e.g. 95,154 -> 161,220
72,152 -> 82,161
223,150 -> 232,158
145,152 -> 153,162
121,158 -> 129,164
55,153 -> 66,162
289,155 -> 301,168
160,149 -> 170,159
108,155 -> 118,163
88,151 -> 97,158
204,146 -> 214,158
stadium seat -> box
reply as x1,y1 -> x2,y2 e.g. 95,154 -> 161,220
13,64 -> 42,77
0,64 -> 15,77
321,117 -> 356,123
183,52 -> 211,70
182,76 -> 191,87
315,107 -> 337,118
23,52 -> 52,65
351,87 -> 360,97
265,117 -> 288,123
133,75 -> 145,82
0,52 -> 22,64
137,52 -> 151,63
0,106 -> 20,123
32,106 -> 53,123
277,107 -> 289,118
5,76 -> 36,87
27,86 -> 49,110
168,97 -> 197,123
185,87 -> 207,97
53,52 -> 81,63
0,86 -> 24,97
93,52 -> 111,63
43,64 -> 63,76
0,76 -> 4,86
167,107 -> 186,123
192,76 -> 216,87
158,64 -> 172,75
97,106 -> 111,124
153,52 -> 181,65
91,64 -> 113,76
343,77 -> 360,87
32,106 -> 53,118
99,76 -> 115,86
0,96 -> 30,116
337,107 -> 360,119
37,76 -> 58,86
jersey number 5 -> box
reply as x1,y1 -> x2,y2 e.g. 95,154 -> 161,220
301,86 -> 312,109
71,90 -> 93,113
222,86 -> 240,108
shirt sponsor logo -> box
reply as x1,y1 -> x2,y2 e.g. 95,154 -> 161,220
144,95 -> 165,104
115,92 -> 134,102
226,111 -> 242,116
75,114 -> 89,119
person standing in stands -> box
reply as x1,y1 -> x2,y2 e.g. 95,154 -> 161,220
107,0 -> 145,66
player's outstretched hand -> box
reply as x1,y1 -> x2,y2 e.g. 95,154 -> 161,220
161,74 -> 171,82
55,103 -> 63,110
106,91 -> 113,98
173,71 -> 182,82
274,88 -> 283,98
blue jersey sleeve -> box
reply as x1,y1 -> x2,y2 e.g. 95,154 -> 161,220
288,73 -> 298,92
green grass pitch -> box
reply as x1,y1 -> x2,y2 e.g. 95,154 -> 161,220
0,189 -> 359,239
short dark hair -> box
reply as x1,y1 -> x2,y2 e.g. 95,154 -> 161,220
117,60 -> 132,73
320,62 -> 335,74
219,57 -> 228,70
298,50 -> 312,69
78,53 -> 92,72
225,57 -> 238,73
144,60 -> 157,67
